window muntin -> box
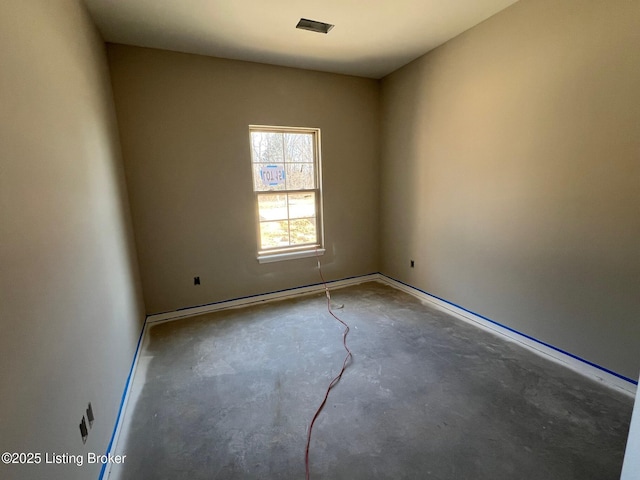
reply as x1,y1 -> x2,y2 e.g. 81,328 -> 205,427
249,126 -> 323,257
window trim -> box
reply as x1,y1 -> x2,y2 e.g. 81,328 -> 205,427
249,125 -> 325,262
257,248 -> 326,264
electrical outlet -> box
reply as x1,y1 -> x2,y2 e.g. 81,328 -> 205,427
410,260 -> 415,268
86,403 -> 94,428
194,276 -> 200,285
80,416 -> 88,444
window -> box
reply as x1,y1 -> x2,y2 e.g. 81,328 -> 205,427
249,125 -> 324,263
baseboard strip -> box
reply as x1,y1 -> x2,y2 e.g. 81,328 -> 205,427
377,274 -> 637,396
146,273 -> 380,325
99,318 -> 148,480
102,273 -> 380,478
104,272 -> 636,478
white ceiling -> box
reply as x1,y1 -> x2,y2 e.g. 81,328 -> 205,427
84,0 -> 519,79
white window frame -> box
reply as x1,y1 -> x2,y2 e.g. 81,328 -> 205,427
249,125 -> 325,263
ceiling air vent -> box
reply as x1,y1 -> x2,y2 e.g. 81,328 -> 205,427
296,18 -> 334,34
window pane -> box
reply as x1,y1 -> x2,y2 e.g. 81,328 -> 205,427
253,164 -> 286,191
284,133 -> 314,163
288,193 -> 316,219
251,132 -> 283,164
250,127 -> 322,256
258,194 -> 287,221
285,164 -> 315,190
260,221 -> 289,249
290,218 -> 316,245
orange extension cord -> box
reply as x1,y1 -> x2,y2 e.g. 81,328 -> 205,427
304,249 -> 353,480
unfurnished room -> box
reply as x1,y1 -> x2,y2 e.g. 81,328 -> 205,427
1,1 -> 639,479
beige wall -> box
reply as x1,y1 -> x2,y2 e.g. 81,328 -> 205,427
1,0 -> 637,477
107,45 -> 380,314
0,1 -> 145,479
380,0 -> 640,379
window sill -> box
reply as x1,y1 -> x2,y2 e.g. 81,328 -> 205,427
257,248 -> 325,264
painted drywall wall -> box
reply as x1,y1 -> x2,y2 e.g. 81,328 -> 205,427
0,1 -> 145,479
107,45 -> 380,314
622,374 -> 640,478
380,0 -> 640,379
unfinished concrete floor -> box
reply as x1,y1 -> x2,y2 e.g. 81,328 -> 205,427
108,282 -> 633,479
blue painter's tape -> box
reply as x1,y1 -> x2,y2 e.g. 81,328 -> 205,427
102,271 -> 635,480
100,273 -> 378,479
260,164 -> 285,186
379,273 -> 638,386
98,319 -> 146,480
